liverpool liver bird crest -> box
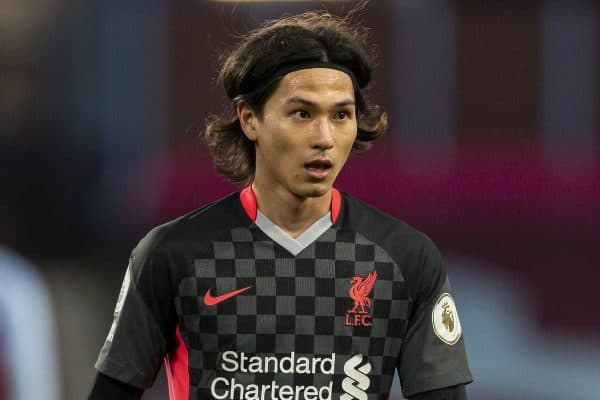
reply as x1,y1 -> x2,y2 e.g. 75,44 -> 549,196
348,271 -> 377,314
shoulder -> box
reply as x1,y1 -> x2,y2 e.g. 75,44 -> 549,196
341,192 -> 436,256
341,192 -> 443,298
131,192 -> 247,261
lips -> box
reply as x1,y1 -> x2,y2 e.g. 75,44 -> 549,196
304,159 -> 332,169
304,158 -> 332,180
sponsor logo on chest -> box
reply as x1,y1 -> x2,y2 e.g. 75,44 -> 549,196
210,351 -> 372,400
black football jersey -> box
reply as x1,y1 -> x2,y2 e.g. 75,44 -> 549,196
95,187 -> 472,399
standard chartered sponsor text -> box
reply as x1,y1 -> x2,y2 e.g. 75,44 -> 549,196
221,351 -> 334,374
210,351 -> 335,400
210,378 -> 333,400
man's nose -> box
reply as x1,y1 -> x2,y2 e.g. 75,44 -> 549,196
312,118 -> 334,149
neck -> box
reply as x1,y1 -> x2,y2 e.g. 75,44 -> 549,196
251,182 -> 331,238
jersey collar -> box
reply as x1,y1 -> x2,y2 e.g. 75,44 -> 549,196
239,185 -> 341,223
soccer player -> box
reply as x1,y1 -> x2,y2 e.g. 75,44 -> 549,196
89,10 -> 472,400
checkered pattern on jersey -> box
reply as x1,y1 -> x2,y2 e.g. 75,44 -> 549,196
175,225 -> 410,399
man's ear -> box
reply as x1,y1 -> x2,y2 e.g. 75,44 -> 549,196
237,102 -> 258,142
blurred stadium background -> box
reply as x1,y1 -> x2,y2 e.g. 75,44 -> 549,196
1,1 -> 599,399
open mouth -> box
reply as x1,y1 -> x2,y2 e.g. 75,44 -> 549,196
304,159 -> 332,179
305,159 -> 332,171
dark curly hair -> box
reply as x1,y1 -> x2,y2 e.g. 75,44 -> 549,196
202,8 -> 388,186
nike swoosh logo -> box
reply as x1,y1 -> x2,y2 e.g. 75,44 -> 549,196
203,286 -> 253,306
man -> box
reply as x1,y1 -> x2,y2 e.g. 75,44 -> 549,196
90,10 -> 472,400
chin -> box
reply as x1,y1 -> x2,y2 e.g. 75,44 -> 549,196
295,182 -> 331,198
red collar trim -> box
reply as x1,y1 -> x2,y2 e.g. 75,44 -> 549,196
240,185 -> 258,222
330,188 -> 341,223
240,186 -> 341,223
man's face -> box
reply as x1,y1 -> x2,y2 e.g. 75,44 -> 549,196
246,67 -> 357,199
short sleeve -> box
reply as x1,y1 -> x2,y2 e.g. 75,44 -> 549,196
398,238 -> 473,398
95,231 -> 176,389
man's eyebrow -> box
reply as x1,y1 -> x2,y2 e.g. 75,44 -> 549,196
284,97 -> 355,107
336,99 -> 356,107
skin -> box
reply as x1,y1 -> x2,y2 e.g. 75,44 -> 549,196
237,68 -> 357,237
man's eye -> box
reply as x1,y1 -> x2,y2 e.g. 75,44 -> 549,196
294,110 -> 310,119
335,111 -> 349,120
